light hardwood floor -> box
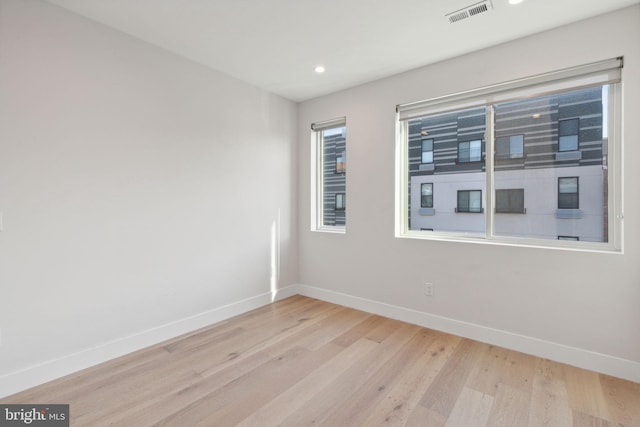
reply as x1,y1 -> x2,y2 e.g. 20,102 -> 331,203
2,295 -> 639,426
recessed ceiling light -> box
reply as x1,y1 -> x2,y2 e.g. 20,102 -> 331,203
314,65 -> 325,74
509,0 -> 524,4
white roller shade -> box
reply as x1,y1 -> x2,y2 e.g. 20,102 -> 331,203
398,57 -> 623,121
311,117 -> 346,131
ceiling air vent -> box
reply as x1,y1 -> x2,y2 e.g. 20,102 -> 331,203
446,1 -> 493,24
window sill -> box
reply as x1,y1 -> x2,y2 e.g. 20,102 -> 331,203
397,230 -> 621,254
496,208 -> 527,214
556,209 -> 583,219
555,151 -> 582,161
419,208 -> 436,216
312,225 -> 346,234
455,208 -> 484,213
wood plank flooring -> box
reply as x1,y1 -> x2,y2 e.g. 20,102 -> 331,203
2,295 -> 639,426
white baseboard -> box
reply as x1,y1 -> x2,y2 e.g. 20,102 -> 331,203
0,285 -> 299,399
297,284 -> 640,384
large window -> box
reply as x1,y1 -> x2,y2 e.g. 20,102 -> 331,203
396,58 -> 623,251
311,118 -> 346,231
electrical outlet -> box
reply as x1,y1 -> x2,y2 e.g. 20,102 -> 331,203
424,283 -> 434,296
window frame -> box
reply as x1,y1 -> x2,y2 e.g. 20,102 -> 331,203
395,58 -> 623,252
558,177 -> 579,210
335,150 -> 346,174
558,118 -> 580,152
456,190 -> 483,213
421,139 -> 434,164
458,139 -> 483,163
496,135 -> 524,160
420,183 -> 434,208
495,188 -> 526,214
335,193 -> 346,211
311,117 -> 347,233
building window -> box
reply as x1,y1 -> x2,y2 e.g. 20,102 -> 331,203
458,139 -> 482,162
495,189 -> 525,214
397,57 -> 622,251
421,139 -> 434,164
559,118 -> 579,151
496,135 -> 524,159
336,151 -> 346,174
421,183 -> 433,208
558,177 -> 579,209
457,190 -> 483,213
311,118 -> 346,231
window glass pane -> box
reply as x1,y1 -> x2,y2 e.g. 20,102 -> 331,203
559,118 -> 579,136
493,86 -> 606,242
336,151 -> 345,173
496,137 -> 510,159
469,190 -> 482,212
559,135 -> 578,151
469,140 -> 482,162
408,107 -> 486,234
321,126 -> 346,226
458,141 -> 470,162
559,177 -> 578,193
510,135 -> 524,158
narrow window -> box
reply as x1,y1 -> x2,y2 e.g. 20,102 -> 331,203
336,151 -> 346,174
421,183 -> 433,208
495,189 -> 525,214
457,190 -> 482,213
311,118 -> 346,231
558,177 -> 579,209
421,139 -> 434,164
559,118 -> 579,151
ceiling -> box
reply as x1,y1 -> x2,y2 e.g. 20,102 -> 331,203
44,0 -> 639,102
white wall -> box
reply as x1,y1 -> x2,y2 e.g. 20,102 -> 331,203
298,6 -> 640,381
0,0 -> 297,396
